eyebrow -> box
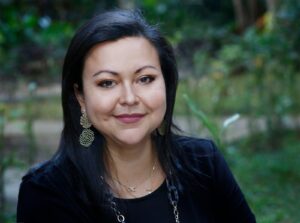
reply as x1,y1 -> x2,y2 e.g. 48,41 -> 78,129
92,65 -> 159,77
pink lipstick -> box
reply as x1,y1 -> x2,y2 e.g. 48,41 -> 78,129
115,113 -> 144,124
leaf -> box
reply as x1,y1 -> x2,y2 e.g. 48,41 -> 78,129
183,94 -> 221,146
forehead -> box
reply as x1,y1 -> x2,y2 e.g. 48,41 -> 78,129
83,37 -> 160,73
85,37 -> 159,61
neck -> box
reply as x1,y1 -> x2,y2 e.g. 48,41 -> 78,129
105,137 -> 156,184
104,136 -> 166,198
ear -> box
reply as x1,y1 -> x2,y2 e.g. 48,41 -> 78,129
74,84 -> 86,111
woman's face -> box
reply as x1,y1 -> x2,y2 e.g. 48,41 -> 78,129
75,37 -> 166,147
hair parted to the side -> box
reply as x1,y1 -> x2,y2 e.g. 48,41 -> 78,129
55,8 -> 179,210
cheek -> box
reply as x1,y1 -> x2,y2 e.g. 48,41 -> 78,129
154,91 -> 167,111
142,87 -> 167,114
84,90 -> 118,118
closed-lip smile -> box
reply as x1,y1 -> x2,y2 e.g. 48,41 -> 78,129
114,113 -> 145,124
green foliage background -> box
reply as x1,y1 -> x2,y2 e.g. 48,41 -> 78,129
0,0 -> 299,222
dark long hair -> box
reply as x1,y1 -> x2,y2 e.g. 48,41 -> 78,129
55,9 -> 179,210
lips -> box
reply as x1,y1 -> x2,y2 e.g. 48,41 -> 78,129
114,113 -> 145,124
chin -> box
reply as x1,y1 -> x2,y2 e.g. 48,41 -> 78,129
114,131 -> 152,146
117,137 -> 147,146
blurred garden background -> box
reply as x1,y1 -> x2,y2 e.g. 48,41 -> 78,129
0,0 -> 300,222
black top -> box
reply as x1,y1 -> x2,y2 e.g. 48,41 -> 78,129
17,137 -> 256,223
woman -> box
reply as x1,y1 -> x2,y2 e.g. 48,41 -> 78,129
17,9 -> 256,223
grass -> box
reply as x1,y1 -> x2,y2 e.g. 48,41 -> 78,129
228,131 -> 300,223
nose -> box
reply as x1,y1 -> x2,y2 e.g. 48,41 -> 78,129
119,83 -> 138,105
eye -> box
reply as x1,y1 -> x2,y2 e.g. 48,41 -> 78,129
97,80 -> 117,88
138,75 -> 155,85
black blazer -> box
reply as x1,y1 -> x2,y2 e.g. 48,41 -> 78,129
17,137 -> 256,223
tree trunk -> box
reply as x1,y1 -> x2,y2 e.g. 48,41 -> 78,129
0,168 -> 4,214
247,0 -> 258,24
266,0 -> 278,14
232,0 -> 247,32
265,0 -> 279,30
0,108 -> 5,214
118,0 -> 135,9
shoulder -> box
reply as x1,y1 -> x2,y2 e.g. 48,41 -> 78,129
172,136 -> 221,187
20,157 -> 68,192
173,136 -> 257,222
18,155 -> 82,201
22,159 -> 56,181
17,158 -> 89,223
172,135 -> 235,189
172,135 -> 232,178
173,135 -> 218,159
18,158 -> 69,208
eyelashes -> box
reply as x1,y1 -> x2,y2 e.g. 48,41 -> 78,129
137,75 -> 155,84
97,80 -> 117,88
97,75 -> 156,89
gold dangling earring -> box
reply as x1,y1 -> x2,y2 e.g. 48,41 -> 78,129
79,110 -> 94,147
